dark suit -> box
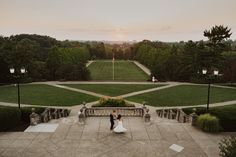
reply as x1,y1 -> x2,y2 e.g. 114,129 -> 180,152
110,114 -> 115,130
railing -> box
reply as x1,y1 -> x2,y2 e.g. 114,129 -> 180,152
30,108 -> 70,125
85,107 -> 144,117
156,108 -> 190,123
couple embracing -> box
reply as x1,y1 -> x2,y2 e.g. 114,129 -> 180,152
110,110 -> 127,133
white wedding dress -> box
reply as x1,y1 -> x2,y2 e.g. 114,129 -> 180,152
113,120 -> 127,133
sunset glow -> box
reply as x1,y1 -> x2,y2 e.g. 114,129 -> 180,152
1,0 -> 236,41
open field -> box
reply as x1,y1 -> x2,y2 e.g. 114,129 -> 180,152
63,84 -> 165,97
127,84 -> 236,107
88,60 -> 149,81
0,84 -> 98,106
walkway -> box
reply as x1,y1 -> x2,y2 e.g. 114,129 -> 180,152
1,116 -> 234,157
86,61 -> 94,67
119,83 -> 178,98
133,61 -> 151,75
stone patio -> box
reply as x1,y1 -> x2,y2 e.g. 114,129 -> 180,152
0,115 -> 233,157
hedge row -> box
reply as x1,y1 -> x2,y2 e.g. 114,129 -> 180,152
182,105 -> 236,132
0,106 -> 21,131
0,106 -> 45,131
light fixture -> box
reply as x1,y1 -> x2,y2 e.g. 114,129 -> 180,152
10,68 -> 15,74
20,68 -> 26,74
213,69 -> 219,76
202,69 -> 207,75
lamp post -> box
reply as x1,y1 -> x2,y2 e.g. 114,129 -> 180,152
9,67 -> 26,109
202,68 -> 219,110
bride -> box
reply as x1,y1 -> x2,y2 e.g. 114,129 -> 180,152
113,114 -> 127,133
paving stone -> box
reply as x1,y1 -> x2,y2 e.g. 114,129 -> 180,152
9,139 -> 32,148
0,132 -> 22,140
0,116 -> 231,157
0,148 -> 5,154
1,148 -> 25,157
0,139 -> 15,148
34,133 -> 52,141
21,147 -> 53,157
66,131 -> 83,140
17,132 -> 39,140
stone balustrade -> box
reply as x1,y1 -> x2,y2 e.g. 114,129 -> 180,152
85,107 -> 144,117
176,109 -> 190,123
30,107 -> 70,125
156,108 -> 190,123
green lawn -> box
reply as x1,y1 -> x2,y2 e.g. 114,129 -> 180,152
88,60 -> 149,81
63,84 -> 165,97
0,84 -> 98,106
127,85 -> 236,107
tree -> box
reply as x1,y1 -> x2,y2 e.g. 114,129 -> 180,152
222,51 -> 236,84
202,25 -> 232,75
46,46 -> 62,80
204,25 -> 232,45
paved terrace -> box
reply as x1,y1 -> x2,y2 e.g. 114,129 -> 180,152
0,114 -> 235,157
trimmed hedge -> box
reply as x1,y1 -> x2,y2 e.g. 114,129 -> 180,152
182,105 -> 236,132
197,114 -> 220,132
0,106 -> 45,131
0,106 -> 21,131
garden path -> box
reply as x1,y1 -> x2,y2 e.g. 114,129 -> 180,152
133,60 -> 151,75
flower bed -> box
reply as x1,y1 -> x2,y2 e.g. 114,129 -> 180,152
92,97 -> 135,107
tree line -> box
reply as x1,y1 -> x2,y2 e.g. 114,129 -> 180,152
133,25 -> 236,83
0,25 -> 235,83
0,34 -> 91,83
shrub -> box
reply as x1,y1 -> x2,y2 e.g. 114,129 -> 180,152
197,113 -> 220,132
182,106 -> 236,132
219,136 -> 236,157
0,106 -> 21,131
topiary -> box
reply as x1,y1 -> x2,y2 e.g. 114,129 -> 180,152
219,136 -> 236,157
197,113 -> 220,132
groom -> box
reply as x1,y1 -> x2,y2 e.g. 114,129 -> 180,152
110,110 -> 116,130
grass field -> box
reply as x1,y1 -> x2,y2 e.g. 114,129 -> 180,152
127,85 -> 236,107
0,84 -> 98,106
63,84 -> 165,97
88,60 -> 149,81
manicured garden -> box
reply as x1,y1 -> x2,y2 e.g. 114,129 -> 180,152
63,84 -> 164,96
88,60 -> 149,81
127,85 -> 236,107
0,84 -> 98,106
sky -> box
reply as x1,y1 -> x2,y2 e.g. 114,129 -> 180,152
1,0 -> 236,42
